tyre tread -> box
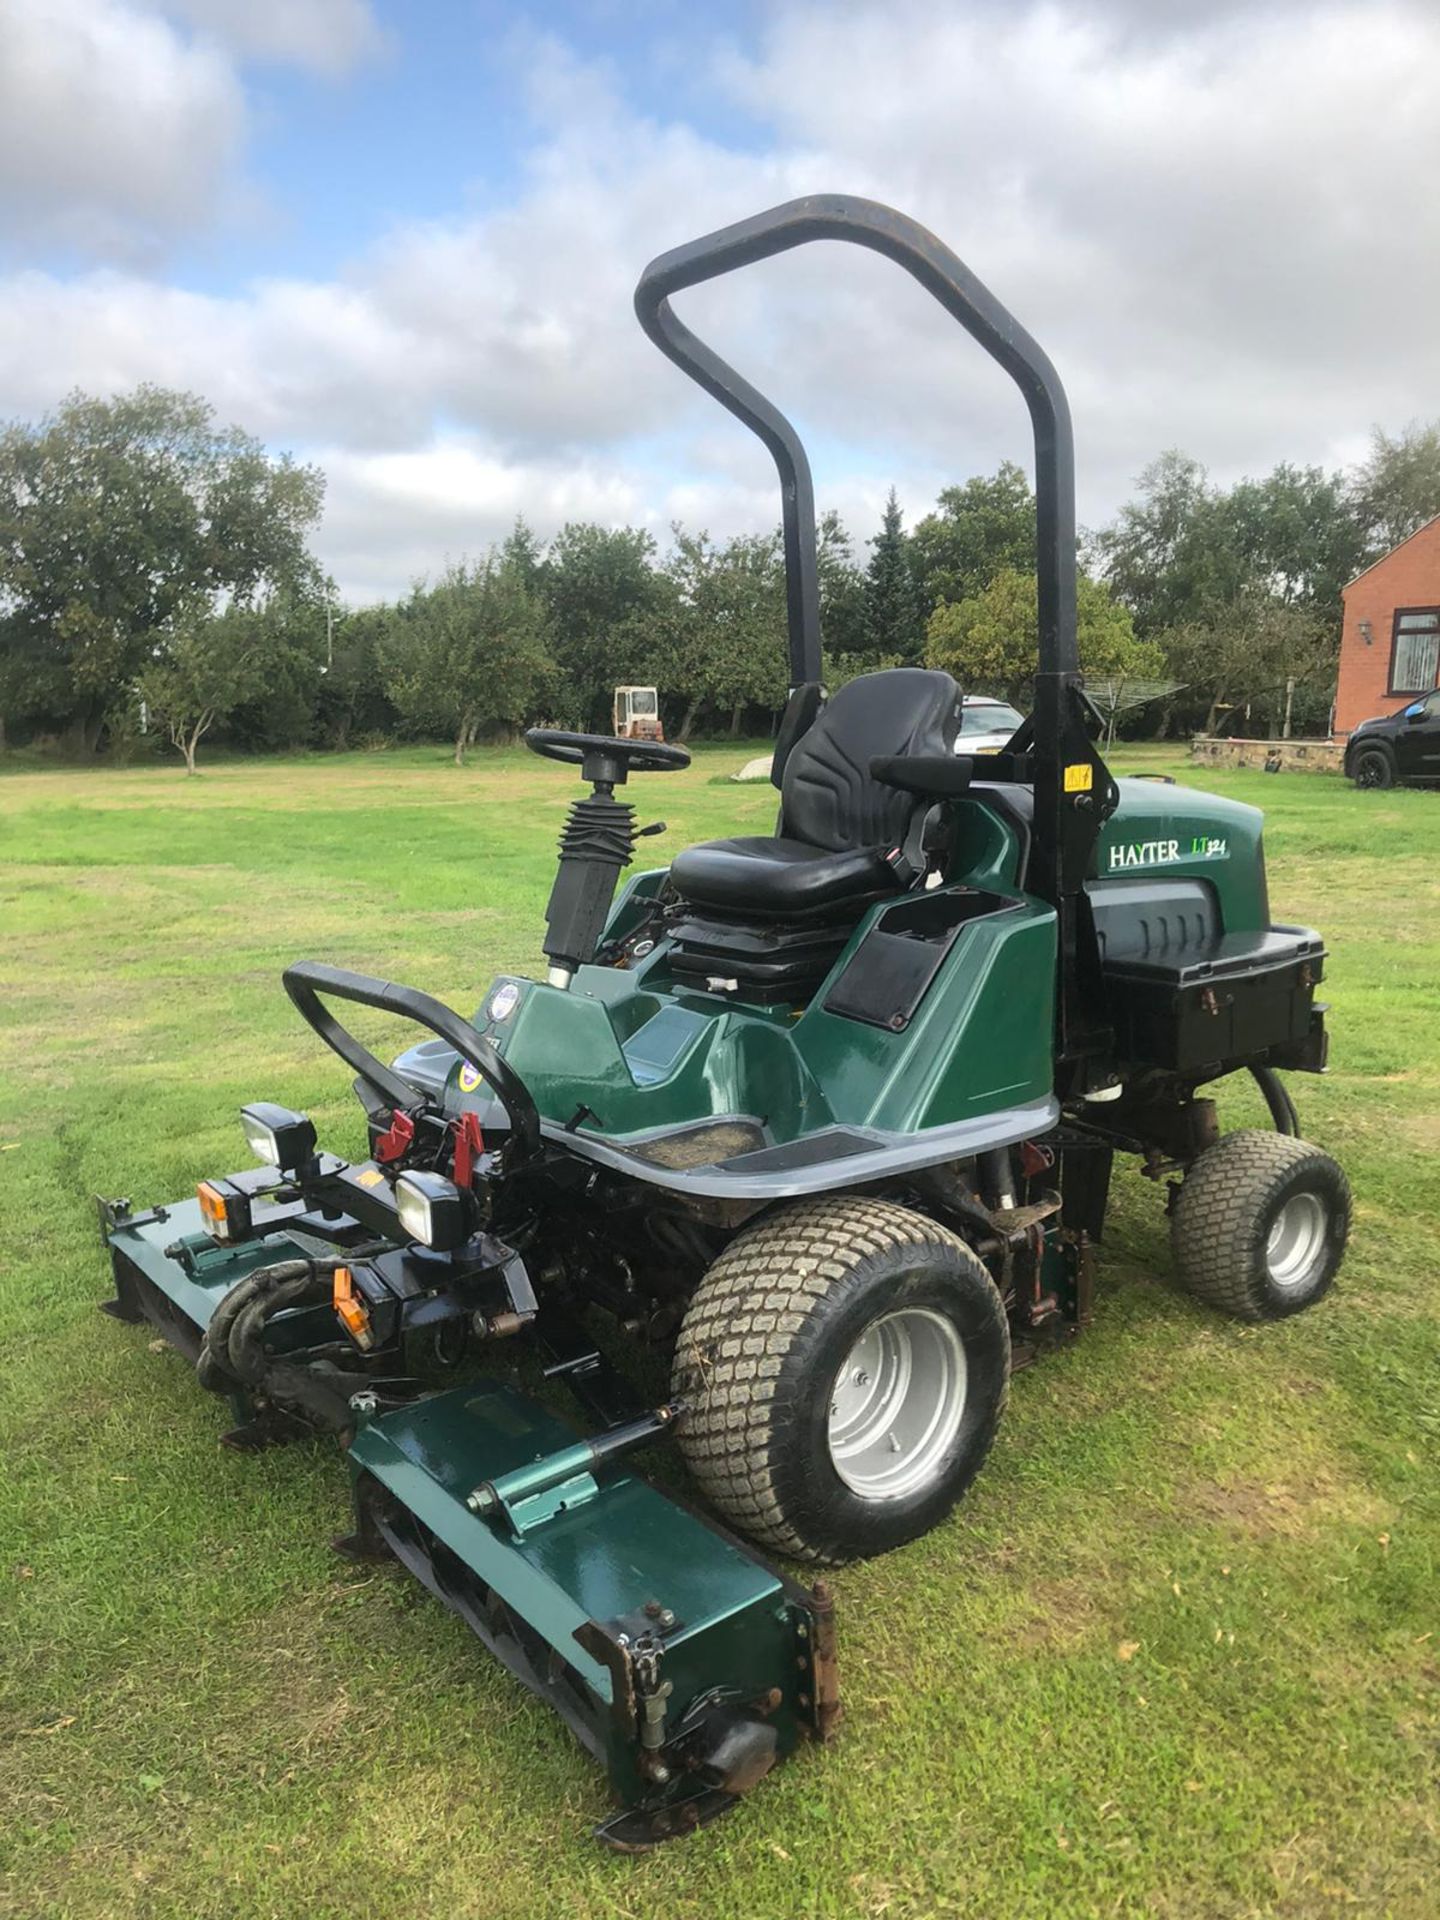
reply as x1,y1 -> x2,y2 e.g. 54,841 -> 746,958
673,1196 -> 1006,1561
1170,1128 -> 1348,1321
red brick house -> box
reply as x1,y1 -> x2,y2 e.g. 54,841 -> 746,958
1334,514 -> 1440,735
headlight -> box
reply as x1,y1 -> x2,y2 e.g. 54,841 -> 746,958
241,1101 -> 317,1173
395,1170 -> 468,1251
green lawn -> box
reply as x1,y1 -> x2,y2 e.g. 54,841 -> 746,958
1,743 -> 1436,1920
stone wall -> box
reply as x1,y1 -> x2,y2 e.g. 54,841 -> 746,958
1189,736 -> 1344,774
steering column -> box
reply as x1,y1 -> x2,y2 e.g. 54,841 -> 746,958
524,730 -> 690,988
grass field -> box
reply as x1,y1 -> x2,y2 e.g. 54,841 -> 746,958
1,742 -> 1437,1920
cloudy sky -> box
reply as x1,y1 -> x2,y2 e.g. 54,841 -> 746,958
1,0 -> 1437,603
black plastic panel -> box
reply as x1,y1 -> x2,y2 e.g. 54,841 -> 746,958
1086,876 -> 1219,964
823,889 -> 1020,1032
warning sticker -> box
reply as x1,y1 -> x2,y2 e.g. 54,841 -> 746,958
1064,763 -> 1094,793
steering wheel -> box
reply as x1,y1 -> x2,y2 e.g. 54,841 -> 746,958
524,728 -> 690,785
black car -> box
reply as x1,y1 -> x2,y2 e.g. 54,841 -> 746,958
1344,690 -> 1440,788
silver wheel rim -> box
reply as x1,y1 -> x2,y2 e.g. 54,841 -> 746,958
827,1307 -> 967,1500
1266,1191 -> 1329,1291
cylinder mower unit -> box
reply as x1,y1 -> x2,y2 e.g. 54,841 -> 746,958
98,196 -> 1350,1848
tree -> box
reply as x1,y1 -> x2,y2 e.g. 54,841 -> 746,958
1093,450 -> 1366,647
311,603 -> 397,749
910,461 -> 1036,610
659,527 -> 789,737
863,489 -> 926,663
498,516 -> 545,591
540,523 -> 664,729
0,387 -> 324,751
816,509 -> 869,663
1217,463 -> 1362,629
925,568 -> 1163,702
138,604 -> 262,775
1159,590 -> 1334,738
380,553 -> 551,763
224,589 -> 330,752
1351,423 -> 1440,558
1090,452 -> 1240,637
706,531 -> 789,731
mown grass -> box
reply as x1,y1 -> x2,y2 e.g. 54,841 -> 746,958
0,742 -> 1436,1920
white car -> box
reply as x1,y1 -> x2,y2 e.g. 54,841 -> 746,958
955,696 -> 1024,754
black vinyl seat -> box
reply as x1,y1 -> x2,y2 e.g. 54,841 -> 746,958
670,668 -> 960,921
669,837 -> 895,915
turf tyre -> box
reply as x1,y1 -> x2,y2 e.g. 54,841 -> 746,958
1351,743 -> 1396,789
671,1196 -> 1009,1564
1170,1129 -> 1350,1322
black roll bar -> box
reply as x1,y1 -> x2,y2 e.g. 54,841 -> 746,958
635,196 -> 1114,1063
633,194 -> 1078,692
282,961 -> 542,1160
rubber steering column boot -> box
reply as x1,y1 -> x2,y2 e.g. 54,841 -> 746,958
541,757 -> 638,984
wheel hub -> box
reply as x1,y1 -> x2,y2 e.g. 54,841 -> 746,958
827,1308 -> 968,1501
1265,1191 -> 1328,1291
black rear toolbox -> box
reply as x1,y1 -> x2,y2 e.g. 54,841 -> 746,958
1101,925 -> 1326,1073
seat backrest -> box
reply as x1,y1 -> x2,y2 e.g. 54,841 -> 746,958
779,667 -> 960,852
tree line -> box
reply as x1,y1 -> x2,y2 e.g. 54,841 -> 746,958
2,386 -> 1438,769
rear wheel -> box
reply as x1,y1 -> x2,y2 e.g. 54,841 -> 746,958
1352,744 -> 1396,789
671,1196 -> 1009,1563
1170,1129 -> 1350,1321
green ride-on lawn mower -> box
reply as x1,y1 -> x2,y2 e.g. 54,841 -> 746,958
100,197 -> 1351,1848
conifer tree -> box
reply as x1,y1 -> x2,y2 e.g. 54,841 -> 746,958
863,488 -> 925,663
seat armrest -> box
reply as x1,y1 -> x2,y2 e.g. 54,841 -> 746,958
870,753 -> 975,798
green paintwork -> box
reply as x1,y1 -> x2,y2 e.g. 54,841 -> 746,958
108,1198 -> 319,1334
444,772 -> 1271,1153
794,902 -> 1055,1130
457,897 -> 1056,1146
1094,779 -> 1269,931
483,1439 -> 606,1535
348,1382 -> 817,1814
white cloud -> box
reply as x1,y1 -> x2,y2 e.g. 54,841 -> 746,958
162,0 -> 382,77
0,0 -> 383,261
0,3 -> 1437,598
0,0 -> 244,260
315,436 -> 900,605
717,1 -> 1440,492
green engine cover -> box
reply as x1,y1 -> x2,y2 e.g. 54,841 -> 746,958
1094,780 -> 1269,931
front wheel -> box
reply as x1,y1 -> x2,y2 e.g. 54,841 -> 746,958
1351,744 -> 1396,789
1171,1130 -> 1350,1321
671,1197 -> 1010,1564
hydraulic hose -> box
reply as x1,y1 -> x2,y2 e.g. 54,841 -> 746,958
198,1257 -> 319,1389
197,1253 -> 372,1442
1250,1065 -> 1300,1137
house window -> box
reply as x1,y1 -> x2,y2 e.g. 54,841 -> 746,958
1390,609 -> 1440,695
